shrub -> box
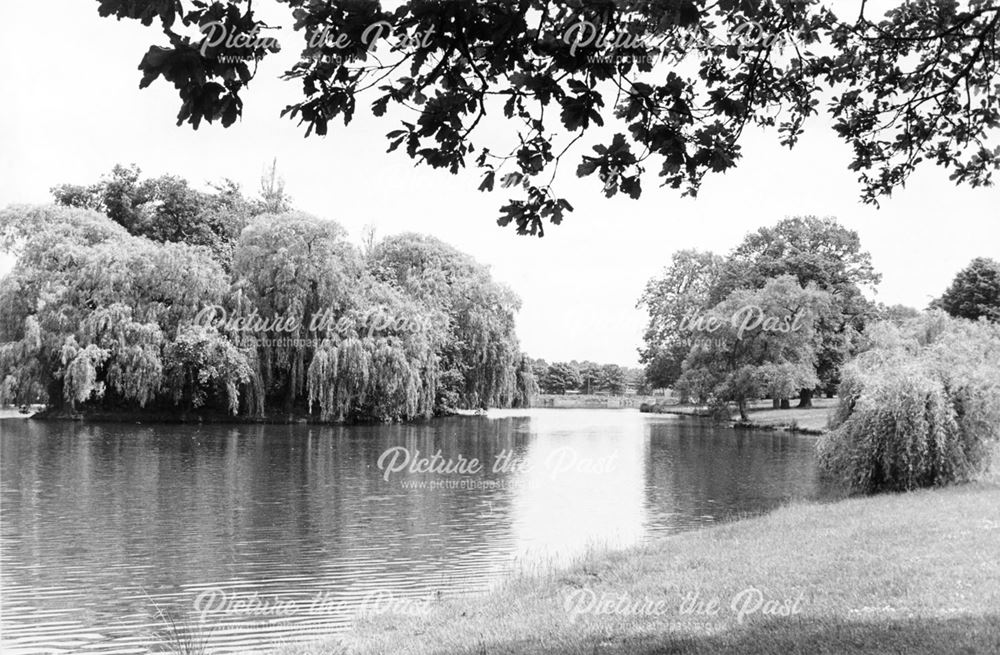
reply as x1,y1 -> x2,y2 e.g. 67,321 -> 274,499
818,313 -> 1000,493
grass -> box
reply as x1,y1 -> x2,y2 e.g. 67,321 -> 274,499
145,590 -> 214,655
740,398 -> 837,432
278,482 -> 1000,655
647,398 -> 837,433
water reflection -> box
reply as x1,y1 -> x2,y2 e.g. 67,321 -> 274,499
0,409 -> 829,654
507,410 -> 648,565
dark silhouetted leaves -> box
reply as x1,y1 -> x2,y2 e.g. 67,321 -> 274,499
100,0 -> 1000,235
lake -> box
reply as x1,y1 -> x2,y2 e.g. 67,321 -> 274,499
0,409 -> 832,654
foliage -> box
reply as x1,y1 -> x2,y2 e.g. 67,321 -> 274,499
716,216 -> 879,403
675,275 -> 830,419
98,1 -> 1000,235
640,217 -> 879,402
712,216 -> 881,300
0,203 -> 128,257
578,362 -> 603,395
164,326 -> 255,415
599,363 -> 627,395
877,303 -> 923,326
82,304 -> 165,407
60,340 -> 110,407
934,257 -> 1000,322
0,201 -> 533,421
232,211 -> 358,406
0,316 -> 46,405
307,335 -> 434,422
52,164 -> 270,266
513,355 -> 539,407
306,278 -> 440,421
819,313 -> 1000,493
637,249 -> 724,388
528,358 -> 644,396
0,205 -> 228,409
540,362 -> 582,395
368,233 -> 531,409
258,158 -> 293,214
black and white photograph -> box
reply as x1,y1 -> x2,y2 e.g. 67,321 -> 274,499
1,1 -> 999,653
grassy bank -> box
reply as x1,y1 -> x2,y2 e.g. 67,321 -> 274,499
643,398 -> 836,434
281,482 -> 1000,655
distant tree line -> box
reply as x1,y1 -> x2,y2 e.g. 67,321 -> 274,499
0,165 -> 537,421
529,359 -> 648,396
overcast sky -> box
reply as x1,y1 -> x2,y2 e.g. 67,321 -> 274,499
1,1 -> 997,366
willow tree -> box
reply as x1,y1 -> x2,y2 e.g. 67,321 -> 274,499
820,314 -> 1000,493
79,304 -> 165,407
307,277 -> 440,421
0,206 -> 136,406
232,211 -> 359,410
1,202 -> 536,420
367,233 -> 534,409
308,335 -> 436,422
514,355 -> 540,408
0,205 -> 240,411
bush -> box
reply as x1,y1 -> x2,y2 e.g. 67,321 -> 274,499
818,313 -> 1000,493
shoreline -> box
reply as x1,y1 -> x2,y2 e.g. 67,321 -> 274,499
5,404 -> 645,426
11,406 -> 460,426
5,401 -> 834,435
640,399 -> 836,435
278,481 -> 1000,655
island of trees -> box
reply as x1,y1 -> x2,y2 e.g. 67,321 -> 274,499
0,165 -> 537,422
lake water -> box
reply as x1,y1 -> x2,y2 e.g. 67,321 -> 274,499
1,409 -> 831,654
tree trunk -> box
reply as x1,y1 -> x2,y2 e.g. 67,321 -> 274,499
780,398 -> 791,409
772,398 -> 780,409
797,388 -> 813,408
738,399 -> 749,421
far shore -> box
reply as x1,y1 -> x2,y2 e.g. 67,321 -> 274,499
641,398 -> 837,435
536,393 -> 662,409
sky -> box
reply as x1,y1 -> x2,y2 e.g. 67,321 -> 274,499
1,1 -> 998,367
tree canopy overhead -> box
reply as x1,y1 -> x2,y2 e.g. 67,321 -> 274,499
99,0 -> 1000,235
